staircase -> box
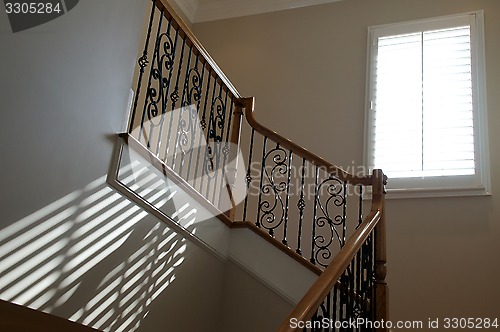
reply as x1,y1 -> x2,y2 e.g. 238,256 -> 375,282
0,0 -> 388,330
115,0 -> 389,330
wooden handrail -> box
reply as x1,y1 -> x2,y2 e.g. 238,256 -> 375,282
277,169 -> 385,332
241,97 -> 374,186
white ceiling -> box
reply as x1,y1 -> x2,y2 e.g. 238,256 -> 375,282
173,0 -> 344,23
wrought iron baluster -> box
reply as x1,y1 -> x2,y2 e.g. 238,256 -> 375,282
356,250 -> 362,320
139,10 -> 164,147
255,136 -> 268,228
360,234 -> 368,323
361,231 -> 374,323
368,237 -> 373,320
282,150 -> 292,246
129,0 -> 156,134
314,174 -> 343,268
311,165 -> 319,264
163,36 -> 186,165
177,47 -> 203,177
357,184 -> 363,229
192,69 -> 212,191
296,158 -> 306,255
339,272 -> 347,323
313,295 -> 328,332
310,311 -> 318,332
217,94 -> 234,208
369,231 -> 376,321
333,280 -> 338,325
152,18 -> 177,158
153,26 -> 180,163
348,261 -> 355,322
141,18 -> 180,150
342,181 -> 347,247
242,128 -> 255,222
172,44 -> 194,173
258,142 -> 288,237
177,60 -> 202,176
185,53 -> 205,182
203,78 -> 219,200
326,291 -> 332,332
211,86 -> 229,204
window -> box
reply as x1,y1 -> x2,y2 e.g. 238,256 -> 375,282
364,11 -> 490,198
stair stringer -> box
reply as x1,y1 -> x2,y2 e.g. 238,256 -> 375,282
228,228 -> 317,305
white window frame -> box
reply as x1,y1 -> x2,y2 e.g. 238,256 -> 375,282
364,11 -> 490,199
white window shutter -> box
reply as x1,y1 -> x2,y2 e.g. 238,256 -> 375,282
365,12 -> 490,197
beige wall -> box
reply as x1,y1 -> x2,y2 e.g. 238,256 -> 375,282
194,0 -> 500,327
216,260 -> 294,332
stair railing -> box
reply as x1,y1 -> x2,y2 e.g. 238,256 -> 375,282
123,0 -> 388,329
128,0 -> 245,220
236,97 -> 377,270
277,169 -> 387,331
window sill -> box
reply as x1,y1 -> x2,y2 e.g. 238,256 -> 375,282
363,184 -> 491,199
384,186 -> 491,199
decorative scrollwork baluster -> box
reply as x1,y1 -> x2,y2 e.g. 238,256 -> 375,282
138,12 -> 164,145
164,37 -> 186,165
173,47 -> 205,176
186,56 -> 205,183
314,175 -> 346,268
180,59 -> 203,169
186,66 -> 203,106
129,0 -> 156,134
217,95 -> 234,208
211,89 -> 229,204
257,143 -> 288,237
140,15 -> 178,152
153,24 -> 178,157
203,80 -> 224,200
147,31 -> 175,127
192,70 -> 212,191
209,97 -> 226,143
199,74 -> 216,197
172,44 -> 194,172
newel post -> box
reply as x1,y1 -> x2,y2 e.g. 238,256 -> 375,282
224,97 -> 247,221
373,169 -> 388,331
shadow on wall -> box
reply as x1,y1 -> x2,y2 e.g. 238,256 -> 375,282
0,159 -> 196,331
